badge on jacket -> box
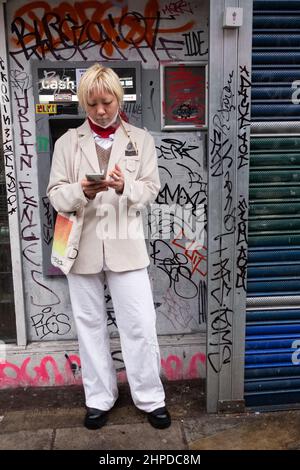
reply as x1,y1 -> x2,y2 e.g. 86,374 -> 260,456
125,141 -> 138,156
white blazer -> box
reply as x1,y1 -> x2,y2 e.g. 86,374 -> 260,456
47,119 -> 160,274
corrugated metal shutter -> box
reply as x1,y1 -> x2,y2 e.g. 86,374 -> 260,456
245,0 -> 300,408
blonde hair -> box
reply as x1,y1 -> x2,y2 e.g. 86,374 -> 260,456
77,64 -> 124,111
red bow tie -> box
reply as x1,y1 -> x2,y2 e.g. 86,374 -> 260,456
88,118 -> 119,138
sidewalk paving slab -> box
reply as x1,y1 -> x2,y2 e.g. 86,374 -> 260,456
1,381 -> 300,450
183,411 -> 300,450
53,422 -> 186,450
0,429 -> 53,450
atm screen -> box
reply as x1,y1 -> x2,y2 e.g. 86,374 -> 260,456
49,117 -> 85,149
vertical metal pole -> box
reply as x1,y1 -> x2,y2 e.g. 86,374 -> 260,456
0,0 -> 27,346
207,0 -> 252,412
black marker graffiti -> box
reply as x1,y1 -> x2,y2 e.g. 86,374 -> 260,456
235,65 -> 251,291
42,196 -> 53,246
157,138 -> 200,166
30,270 -> 61,306
238,65 -> 251,170
223,170 -> 236,235
10,69 -> 30,92
162,0 -> 194,16
208,71 -> 237,374
31,307 -> 71,340
151,133 -> 208,330
236,196 -> 248,291
111,350 -> 126,372
0,56 -> 17,215
14,88 -> 34,170
148,80 -> 156,121
183,30 -> 208,57
65,353 -> 81,378
210,71 -> 235,177
207,307 -> 233,373
211,245 -> 232,306
158,183 -> 206,212
198,280 -> 207,324
150,240 -> 198,299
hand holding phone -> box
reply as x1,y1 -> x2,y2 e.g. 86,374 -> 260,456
82,172 -> 108,199
85,172 -> 105,182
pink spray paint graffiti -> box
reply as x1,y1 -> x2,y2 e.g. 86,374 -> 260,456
0,352 -> 206,388
161,352 -> 206,380
0,355 -> 80,388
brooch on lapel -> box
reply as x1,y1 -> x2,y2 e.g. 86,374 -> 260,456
119,119 -> 139,156
125,140 -> 138,156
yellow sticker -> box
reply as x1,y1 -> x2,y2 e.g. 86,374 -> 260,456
36,104 -> 57,114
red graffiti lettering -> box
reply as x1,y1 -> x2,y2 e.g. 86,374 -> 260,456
11,0 -> 194,62
172,230 -> 207,277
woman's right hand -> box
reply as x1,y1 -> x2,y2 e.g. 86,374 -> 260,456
81,179 -> 109,199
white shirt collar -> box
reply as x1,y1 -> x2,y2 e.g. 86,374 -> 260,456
92,131 -> 115,149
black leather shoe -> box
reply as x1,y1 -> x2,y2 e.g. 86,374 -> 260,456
84,407 -> 109,430
147,407 -> 171,429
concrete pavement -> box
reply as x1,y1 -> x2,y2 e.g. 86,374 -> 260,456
0,380 -> 299,450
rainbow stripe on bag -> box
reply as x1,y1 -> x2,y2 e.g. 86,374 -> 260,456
53,214 -> 73,257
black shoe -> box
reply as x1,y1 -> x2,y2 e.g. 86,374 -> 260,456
84,407 -> 109,430
147,407 -> 171,429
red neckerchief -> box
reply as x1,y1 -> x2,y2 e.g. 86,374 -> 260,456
88,117 -> 120,138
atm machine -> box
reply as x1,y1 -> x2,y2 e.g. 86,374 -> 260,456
32,60 -> 142,275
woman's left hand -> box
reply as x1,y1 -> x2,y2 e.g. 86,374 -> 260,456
107,164 -> 124,194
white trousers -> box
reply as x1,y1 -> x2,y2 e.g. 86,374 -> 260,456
67,268 -> 165,412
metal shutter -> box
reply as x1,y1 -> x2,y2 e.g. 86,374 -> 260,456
245,0 -> 300,408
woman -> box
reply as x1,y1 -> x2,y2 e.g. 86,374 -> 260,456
47,64 -> 171,430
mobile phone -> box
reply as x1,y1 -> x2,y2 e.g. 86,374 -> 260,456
85,172 -> 106,182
